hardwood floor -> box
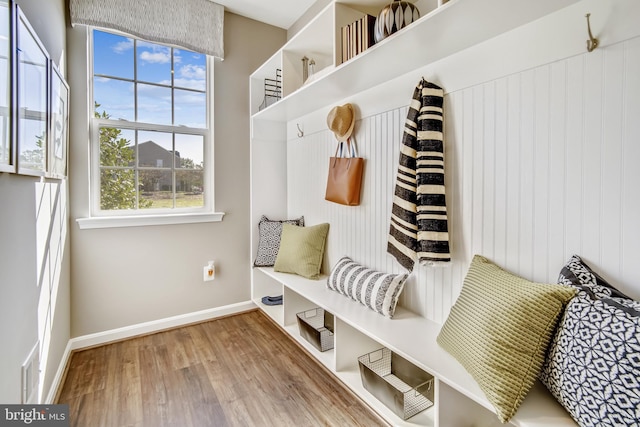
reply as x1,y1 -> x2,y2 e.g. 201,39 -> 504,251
57,310 -> 388,427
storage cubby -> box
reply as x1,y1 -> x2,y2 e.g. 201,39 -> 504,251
249,51 -> 282,116
281,3 -> 334,96
251,268 -> 284,324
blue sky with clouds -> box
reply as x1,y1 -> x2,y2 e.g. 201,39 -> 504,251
93,30 -> 206,165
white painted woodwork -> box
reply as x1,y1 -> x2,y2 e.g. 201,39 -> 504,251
250,0 -> 640,425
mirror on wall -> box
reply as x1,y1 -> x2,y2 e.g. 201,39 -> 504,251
0,0 -> 12,172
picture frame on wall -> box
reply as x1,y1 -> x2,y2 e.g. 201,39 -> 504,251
48,61 -> 69,179
16,4 -> 49,176
0,0 -> 15,173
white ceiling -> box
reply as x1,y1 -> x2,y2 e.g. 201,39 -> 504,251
215,0 -> 318,29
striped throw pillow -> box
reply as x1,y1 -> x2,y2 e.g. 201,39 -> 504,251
327,256 -> 408,318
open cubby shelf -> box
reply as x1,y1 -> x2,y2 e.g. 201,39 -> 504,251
251,267 -> 574,426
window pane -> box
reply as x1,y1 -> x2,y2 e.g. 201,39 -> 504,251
176,170 -> 204,207
139,169 -> 172,209
93,30 -> 133,79
94,77 -> 134,121
174,89 -> 206,128
100,168 -> 136,210
99,127 -> 135,167
175,134 -> 204,169
92,30 -> 209,213
137,83 -> 171,125
174,49 -> 206,91
138,130 -> 173,167
137,40 -> 172,85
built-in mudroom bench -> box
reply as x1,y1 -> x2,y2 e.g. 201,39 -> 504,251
251,267 -> 574,426
249,0 -> 640,425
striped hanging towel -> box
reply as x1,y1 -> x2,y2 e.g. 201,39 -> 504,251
387,78 -> 451,271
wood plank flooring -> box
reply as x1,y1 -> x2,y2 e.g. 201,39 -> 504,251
57,310 -> 388,427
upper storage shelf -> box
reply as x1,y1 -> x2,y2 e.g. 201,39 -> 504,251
250,0 -> 579,122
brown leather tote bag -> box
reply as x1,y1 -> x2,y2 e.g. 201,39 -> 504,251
324,138 -> 364,206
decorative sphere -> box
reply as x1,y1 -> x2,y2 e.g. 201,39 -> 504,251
374,0 -> 420,43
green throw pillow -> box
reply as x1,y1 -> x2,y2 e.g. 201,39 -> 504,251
274,223 -> 330,280
436,255 -> 576,423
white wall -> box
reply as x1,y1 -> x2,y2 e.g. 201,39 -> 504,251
0,0 -> 70,403
286,0 -> 640,323
67,14 -> 286,337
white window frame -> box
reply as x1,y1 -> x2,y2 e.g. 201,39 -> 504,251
78,28 -> 223,229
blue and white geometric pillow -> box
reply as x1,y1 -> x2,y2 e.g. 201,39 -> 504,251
540,255 -> 640,426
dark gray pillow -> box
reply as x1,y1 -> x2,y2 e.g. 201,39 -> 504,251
253,215 -> 304,267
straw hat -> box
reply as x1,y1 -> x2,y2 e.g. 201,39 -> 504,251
327,104 -> 355,142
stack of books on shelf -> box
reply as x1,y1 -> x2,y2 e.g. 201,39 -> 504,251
341,14 -> 376,63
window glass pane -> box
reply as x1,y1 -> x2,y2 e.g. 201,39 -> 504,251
174,49 -> 206,91
94,77 -> 134,121
176,170 -> 204,207
100,168 -> 136,210
175,134 -> 204,169
99,127 -> 135,167
137,40 -> 172,85
18,18 -> 47,172
138,130 -> 173,168
137,83 -> 171,125
93,30 -> 133,79
174,89 -> 206,128
139,169 -> 172,209
0,0 -> 9,165
92,30 -> 209,213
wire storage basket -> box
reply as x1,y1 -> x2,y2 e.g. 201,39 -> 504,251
296,308 -> 334,352
358,347 -> 434,420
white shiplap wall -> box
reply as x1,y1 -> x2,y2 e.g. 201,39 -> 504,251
287,11 -> 640,323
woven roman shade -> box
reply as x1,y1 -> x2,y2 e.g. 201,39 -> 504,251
69,0 -> 224,59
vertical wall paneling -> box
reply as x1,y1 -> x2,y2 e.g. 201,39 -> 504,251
621,38 -> 640,296
599,43 -> 624,283
286,37 -> 640,323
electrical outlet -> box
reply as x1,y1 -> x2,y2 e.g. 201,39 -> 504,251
203,261 -> 215,282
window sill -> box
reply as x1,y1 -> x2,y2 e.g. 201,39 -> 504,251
76,212 -> 225,230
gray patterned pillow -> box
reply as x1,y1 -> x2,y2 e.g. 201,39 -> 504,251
540,255 -> 640,426
253,215 -> 304,267
326,256 -> 407,318
557,254 -> 632,301
540,294 -> 640,426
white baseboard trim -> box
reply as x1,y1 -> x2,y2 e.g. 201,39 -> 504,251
69,301 -> 257,351
45,340 -> 73,404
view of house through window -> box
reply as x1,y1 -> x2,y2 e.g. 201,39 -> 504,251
92,29 -> 209,212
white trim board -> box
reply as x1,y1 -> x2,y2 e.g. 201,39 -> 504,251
45,300 -> 256,403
